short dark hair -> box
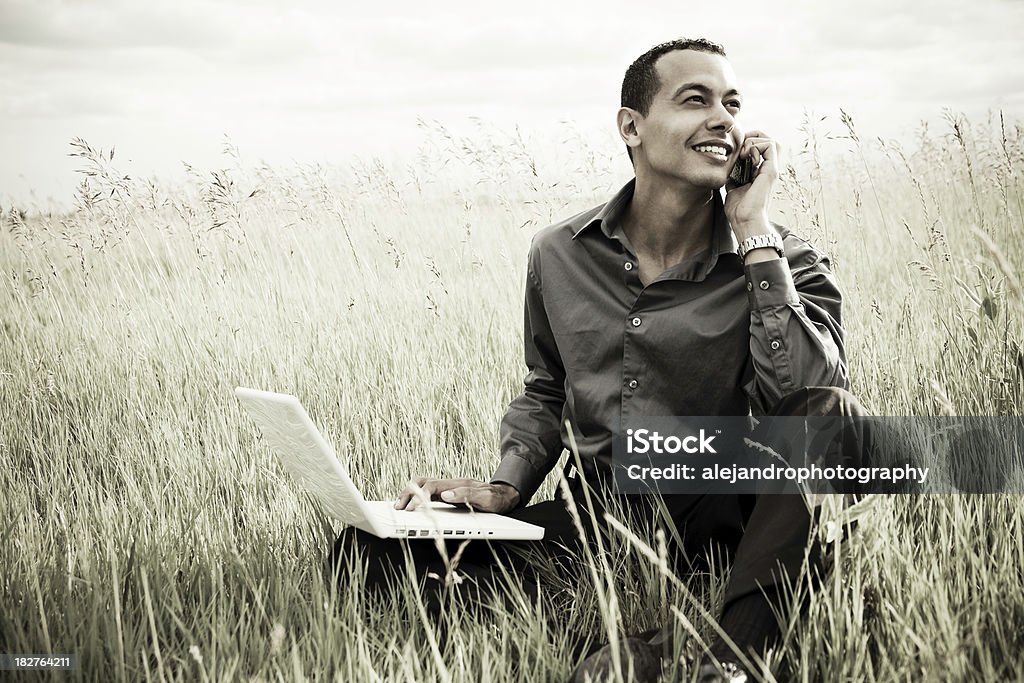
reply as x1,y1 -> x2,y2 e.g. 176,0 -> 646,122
620,38 -> 727,162
621,38 -> 727,115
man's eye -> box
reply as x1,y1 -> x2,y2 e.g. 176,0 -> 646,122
726,101 -> 742,110
685,95 -> 706,104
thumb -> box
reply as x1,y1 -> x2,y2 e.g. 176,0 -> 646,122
440,486 -> 473,503
441,485 -> 494,510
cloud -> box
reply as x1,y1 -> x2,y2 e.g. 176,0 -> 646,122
0,0 -> 233,50
359,15 -> 620,72
3,0 -> 1024,206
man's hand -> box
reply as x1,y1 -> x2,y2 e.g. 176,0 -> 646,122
394,477 -> 521,514
724,130 -> 781,241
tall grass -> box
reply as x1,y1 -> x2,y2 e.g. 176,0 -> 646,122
2,113 -> 1023,681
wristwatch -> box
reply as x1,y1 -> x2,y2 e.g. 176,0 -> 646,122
737,232 -> 785,260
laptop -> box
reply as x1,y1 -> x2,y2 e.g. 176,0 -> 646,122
235,387 -> 545,540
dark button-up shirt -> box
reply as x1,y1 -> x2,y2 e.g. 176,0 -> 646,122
492,179 -> 848,504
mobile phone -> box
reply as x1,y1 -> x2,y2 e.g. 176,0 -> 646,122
729,155 -> 754,186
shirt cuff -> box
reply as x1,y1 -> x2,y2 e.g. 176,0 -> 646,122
490,454 -> 545,506
745,257 -> 800,309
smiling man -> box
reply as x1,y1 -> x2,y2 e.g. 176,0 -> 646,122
330,38 -> 860,682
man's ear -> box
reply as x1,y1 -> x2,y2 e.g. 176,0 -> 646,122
617,107 -> 642,152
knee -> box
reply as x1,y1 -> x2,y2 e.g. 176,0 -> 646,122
771,385 -> 867,418
807,385 -> 866,416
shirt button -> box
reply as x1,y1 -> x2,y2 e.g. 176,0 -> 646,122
770,340 -> 782,350
624,262 -> 634,271
746,282 -> 753,292
628,379 -> 638,389
759,280 -> 770,290
631,317 -> 642,327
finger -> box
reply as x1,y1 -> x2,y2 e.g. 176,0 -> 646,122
396,490 -> 427,510
397,477 -> 426,507
398,478 -> 486,510
740,140 -> 780,185
741,138 -> 770,158
741,131 -> 771,154
752,141 -> 777,163
753,142 -> 780,181
400,478 -> 439,511
748,139 -> 778,159
394,481 -> 421,510
440,485 -> 494,511
406,483 -> 435,511
395,489 -> 416,511
439,486 -> 473,504
412,479 -> 481,510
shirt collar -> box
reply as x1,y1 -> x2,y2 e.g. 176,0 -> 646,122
572,178 -> 740,261
571,178 -> 637,241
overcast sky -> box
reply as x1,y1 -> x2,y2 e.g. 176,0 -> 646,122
2,0 -> 1023,206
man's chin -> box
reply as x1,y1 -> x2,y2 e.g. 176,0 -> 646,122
678,165 -> 731,188
688,174 -> 730,191
650,166 -> 729,191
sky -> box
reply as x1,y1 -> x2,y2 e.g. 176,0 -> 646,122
2,0 -> 1024,207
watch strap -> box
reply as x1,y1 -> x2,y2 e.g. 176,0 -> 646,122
737,232 -> 785,260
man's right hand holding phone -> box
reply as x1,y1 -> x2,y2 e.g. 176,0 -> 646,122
394,477 -> 521,514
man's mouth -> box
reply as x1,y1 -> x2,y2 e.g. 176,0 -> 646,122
691,142 -> 732,161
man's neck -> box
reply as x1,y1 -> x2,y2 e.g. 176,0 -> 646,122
620,176 -> 717,269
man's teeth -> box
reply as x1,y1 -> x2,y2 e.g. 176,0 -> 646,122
694,145 -> 729,158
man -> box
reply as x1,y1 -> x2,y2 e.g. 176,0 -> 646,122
332,38 -> 862,682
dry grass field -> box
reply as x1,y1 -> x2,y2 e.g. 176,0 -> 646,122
2,112 -> 1023,681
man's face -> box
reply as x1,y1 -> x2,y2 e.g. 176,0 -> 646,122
630,50 -> 744,189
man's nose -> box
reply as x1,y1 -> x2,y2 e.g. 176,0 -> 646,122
706,102 -> 736,133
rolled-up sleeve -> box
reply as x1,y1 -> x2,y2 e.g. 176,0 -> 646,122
742,237 -> 848,413
491,241 -> 566,505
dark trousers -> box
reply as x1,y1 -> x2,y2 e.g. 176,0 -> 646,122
326,387 -> 885,629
